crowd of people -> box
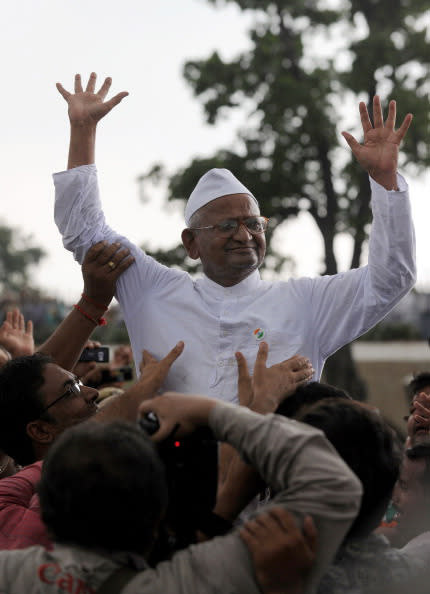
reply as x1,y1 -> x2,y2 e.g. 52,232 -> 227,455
0,72 -> 426,593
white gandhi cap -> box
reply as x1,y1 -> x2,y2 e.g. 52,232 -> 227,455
184,168 -> 258,226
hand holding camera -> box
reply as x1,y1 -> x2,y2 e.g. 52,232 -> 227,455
76,344 -> 134,388
138,392 -> 217,442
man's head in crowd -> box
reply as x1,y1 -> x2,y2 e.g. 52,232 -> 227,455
391,443 -> 430,545
275,381 -> 351,419
181,169 -> 267,287
39,419 -> 167,555
407,372 -> 430,400
297,398 -> 402,539
406,398 -> 430,446
0,353 -> 99,466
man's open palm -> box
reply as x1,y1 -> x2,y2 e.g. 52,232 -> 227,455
342,95 -> 412,190
56,72 -> 128,126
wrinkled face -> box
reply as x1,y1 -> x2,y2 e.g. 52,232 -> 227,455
407,389 -> 430,444
392,456 -> 429,538
39,363 -> 99,431
183,194 -> 266,287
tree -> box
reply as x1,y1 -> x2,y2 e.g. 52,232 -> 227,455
140,0 -> 429,398
0,224 -> 45,293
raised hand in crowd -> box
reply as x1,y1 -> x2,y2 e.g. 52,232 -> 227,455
240,507 -> 317,594
39,241 -> 134,371
236,341 -> 314,413
218,342 -> 314,495
0,308 -> 34,359
97,342 -> 185,423
342,95 -> 412,190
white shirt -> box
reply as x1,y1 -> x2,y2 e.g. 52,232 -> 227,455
54,165 -> 416,402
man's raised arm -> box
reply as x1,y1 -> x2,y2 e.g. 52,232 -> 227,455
306,96 -> 416,362
54,73 -> 135,264
56,72 -> 128,169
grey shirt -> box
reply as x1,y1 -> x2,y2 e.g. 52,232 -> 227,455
318,531 -> 430,594
0,403 -> 362,594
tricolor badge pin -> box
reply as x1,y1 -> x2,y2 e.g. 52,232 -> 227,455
253,328 -> 265,341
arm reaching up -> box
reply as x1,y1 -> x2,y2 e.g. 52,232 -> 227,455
96,341 -> 185,423
216,342 -> 314,521
136,393 -> 361,594
38,241 -> 134,370
236,341 -> 314,415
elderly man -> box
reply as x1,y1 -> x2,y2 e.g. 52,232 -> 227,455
54,73 -> 415,401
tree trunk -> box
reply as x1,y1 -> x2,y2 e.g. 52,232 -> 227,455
316,141 -> 368,400
322,343 -> 368,401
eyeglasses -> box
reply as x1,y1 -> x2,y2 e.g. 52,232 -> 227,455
189,216 -> 269,238
39,378 -> 84,416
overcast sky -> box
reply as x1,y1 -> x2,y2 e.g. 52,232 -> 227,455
1,0 -> 429,302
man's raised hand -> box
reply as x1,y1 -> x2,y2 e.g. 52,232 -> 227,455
342,95 -> 412,190
0,308 -> 34,358
56,72 -> 128,128
236,342 -> 314,414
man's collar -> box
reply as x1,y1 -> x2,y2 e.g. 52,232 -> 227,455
198,269 -> 262,298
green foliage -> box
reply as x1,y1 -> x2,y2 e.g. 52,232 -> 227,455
0,224 -> 45,292
144,0 -> 428,276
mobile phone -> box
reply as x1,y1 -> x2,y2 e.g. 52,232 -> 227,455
78,346 -> 110,363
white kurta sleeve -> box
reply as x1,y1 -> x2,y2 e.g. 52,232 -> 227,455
308,173 -> 416,359
53,164 -> 184,310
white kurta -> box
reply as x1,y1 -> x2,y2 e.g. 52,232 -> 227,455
54,165 -> 416,402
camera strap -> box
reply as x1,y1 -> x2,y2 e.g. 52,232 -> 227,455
96,566 -> 139,594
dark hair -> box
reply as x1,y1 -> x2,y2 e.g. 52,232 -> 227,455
407,372 -> 430,401
0,353 -> 53,466
298,398 -> 401,538
275,381 -> 351,419
39,420 -> 168,553
406,443 -> 430,499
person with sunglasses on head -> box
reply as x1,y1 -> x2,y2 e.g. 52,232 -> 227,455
54,73 -> 415,402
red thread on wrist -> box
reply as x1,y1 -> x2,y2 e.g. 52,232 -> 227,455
73,304 -> 107,326
81,293 -> 109,311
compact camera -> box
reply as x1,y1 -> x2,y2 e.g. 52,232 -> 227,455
78,346 -> 110,363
